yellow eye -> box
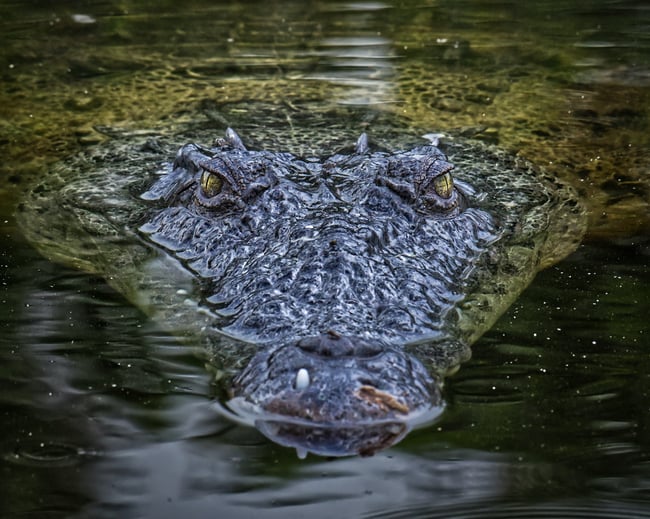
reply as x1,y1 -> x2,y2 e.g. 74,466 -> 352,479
200,170 -> 223,198
432,172 -> 453,199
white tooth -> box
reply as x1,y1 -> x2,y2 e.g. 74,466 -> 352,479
295,368 -> 310,390
296,447 -> 307,460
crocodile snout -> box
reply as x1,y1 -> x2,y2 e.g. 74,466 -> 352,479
225,333 -> 444,456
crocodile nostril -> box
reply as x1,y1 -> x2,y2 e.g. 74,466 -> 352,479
296,334 -> 352,357
296,334 -> 383,358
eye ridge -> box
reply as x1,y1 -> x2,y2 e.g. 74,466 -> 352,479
193,156 -> 278,210
378,154 -> 462,214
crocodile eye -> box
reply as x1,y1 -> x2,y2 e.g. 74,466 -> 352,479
419,159 -> 460,213
200,170 -> 223,198
432,171 -> 453,199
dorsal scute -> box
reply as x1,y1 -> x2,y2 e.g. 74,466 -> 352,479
355,133 -> 369,154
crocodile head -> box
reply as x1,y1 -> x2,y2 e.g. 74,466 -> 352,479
140,128 -> 585,456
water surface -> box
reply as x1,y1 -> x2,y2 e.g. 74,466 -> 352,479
1,1 -> 648,518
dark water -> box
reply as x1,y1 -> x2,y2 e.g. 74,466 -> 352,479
1,1 -> 649,518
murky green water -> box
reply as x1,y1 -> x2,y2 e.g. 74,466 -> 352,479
1,1 -> 648,518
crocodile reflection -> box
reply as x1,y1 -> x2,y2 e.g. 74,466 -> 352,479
139,129 -> 584,457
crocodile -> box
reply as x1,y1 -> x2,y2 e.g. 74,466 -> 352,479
17,124 -> 586,457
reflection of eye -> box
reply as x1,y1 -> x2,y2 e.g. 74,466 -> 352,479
200,170 -> 224,198
432,172 -> 454,199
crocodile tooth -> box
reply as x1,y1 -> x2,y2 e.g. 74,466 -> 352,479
296,447 -> 307,459
295,368 -> 310,390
